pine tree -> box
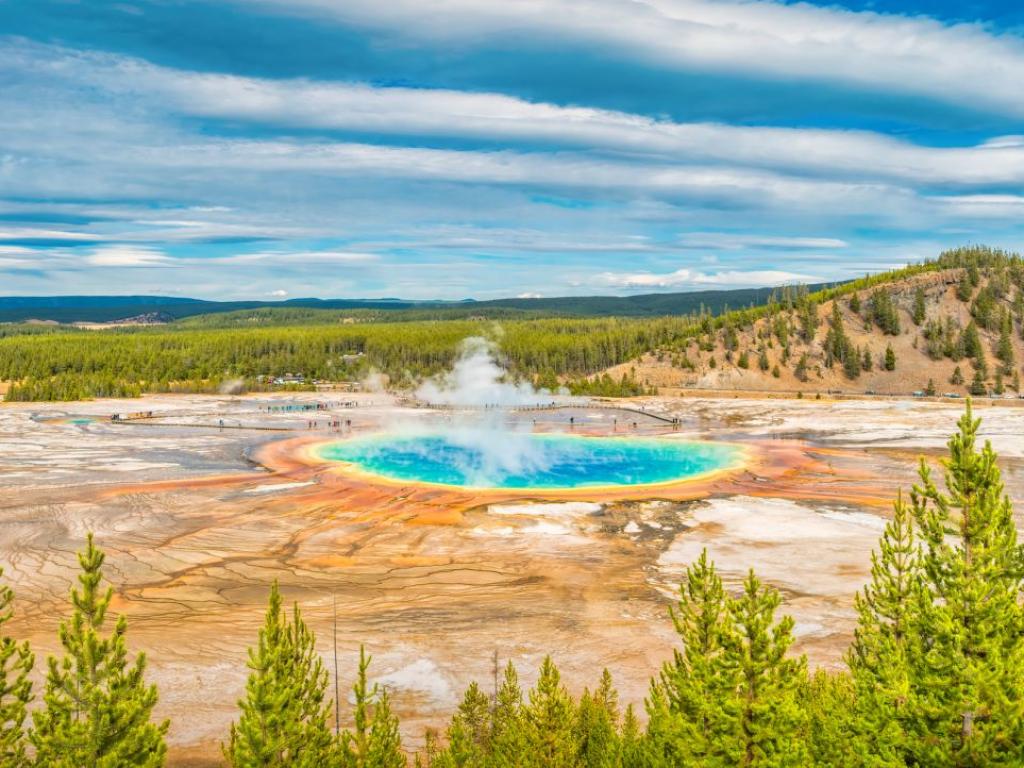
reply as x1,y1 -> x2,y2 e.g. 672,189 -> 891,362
843,345 -> 861,379
654,549 -> 739,766
957,271 -> 974,302
803,670 -> 858,768
433,682 -> 491,768
522,656 -> 577,767
490,662 -> 527,768
366,689 -> 404,768
967,262 -> 980,287
848,495 -> 920,766
31,534 -> 168,767
0,569 -> 32,768
794,354 -> 809,382
574,670 -> 619,768
969,367 -> 987,396
961,321 -> 983,361
906,403 -> 1024,765
912,286 -> 927,325
338,647 -> 406,768
226,581 -> 335,767
728,571 -> 808,768
884,344 -> 896,371
950,366 -> 964,386
995,313 -> 1014,373
618,705 -> 644,768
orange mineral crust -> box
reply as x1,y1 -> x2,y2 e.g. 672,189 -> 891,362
2,394 -> 1021,766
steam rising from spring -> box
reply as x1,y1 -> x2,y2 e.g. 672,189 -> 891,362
403,337 -> 563,484
415,336 -> 555,407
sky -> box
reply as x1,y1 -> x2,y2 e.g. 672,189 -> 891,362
0,0 -> 1023,300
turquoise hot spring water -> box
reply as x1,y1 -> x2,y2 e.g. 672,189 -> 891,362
316,432 -> 743,490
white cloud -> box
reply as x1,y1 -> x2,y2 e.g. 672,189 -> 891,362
597,267 -> 821,289
242,0 -> 1024,118
0,228 -> 101,242
215,250 -> 380,264
677,233 -> 848,250
7,41 -> 1024,191
516,292 -> 543,299
13,40 -> 1024,188
85,245 -> 172,267
268,289 -> 288,297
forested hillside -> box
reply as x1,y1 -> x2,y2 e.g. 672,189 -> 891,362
0,317 -> 687,401
602,245 -> 1024,398
0,246 -> 1020,401
0,283 -> 838,325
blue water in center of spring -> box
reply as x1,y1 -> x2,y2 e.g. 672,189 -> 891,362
317,433 -> 742,489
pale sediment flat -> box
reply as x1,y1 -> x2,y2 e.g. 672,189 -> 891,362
0,392 -> 1021,765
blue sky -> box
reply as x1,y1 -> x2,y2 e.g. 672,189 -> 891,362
0,0 -> 1022,300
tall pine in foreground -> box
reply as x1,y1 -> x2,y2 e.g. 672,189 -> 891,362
729,571 -> 808,768
31,534 -> 168,767
848,494 -> 919,766
850,401 -> 1024,767
0,568 -> 32,768
651,548 -> 738,766
522,656 -> 577,767
226,581 -> 335,767
431,682 -> 491,768
573,669 -> 620,768
906,402 -> 1024,766
338,646 -> 406,768
490,661 -> 528,768
647,550 -> 808,767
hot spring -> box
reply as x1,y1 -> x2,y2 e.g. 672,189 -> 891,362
316,432 -> 744,490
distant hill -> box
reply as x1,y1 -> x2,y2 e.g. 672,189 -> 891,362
0,283 -> 839,324
461,284 -> 839,317
0,295 -> 431,324
597,246 -> 1024,398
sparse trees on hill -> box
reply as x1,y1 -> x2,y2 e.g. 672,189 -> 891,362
3,245 -> 1024,401
996,312 -> 1014,373
870,290 -> 901,336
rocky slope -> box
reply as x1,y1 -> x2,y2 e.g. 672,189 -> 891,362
606,261 -> 1024,398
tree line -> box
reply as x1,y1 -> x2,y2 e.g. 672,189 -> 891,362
2,246 -> 1023,401
0,404 -> 1020,765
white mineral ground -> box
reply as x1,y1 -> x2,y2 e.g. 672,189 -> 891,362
0,393 -> 1022,766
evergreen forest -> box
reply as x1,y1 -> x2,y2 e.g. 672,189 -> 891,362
3,246 -> 1023,402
